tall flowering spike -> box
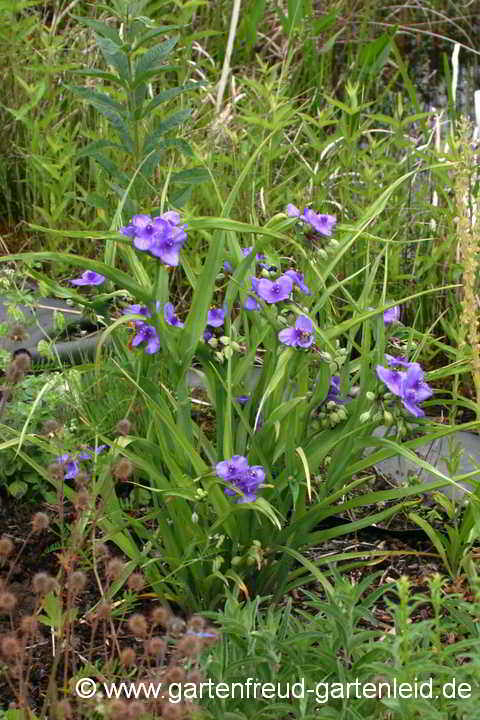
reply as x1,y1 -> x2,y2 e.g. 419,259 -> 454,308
131,322 -> 160,354
70,271 -> 105,286
384,306 -> 400,325
207,308 -> 225,328
284,270 -> 311,295
256,275 -> 293,304
164,303 -> 184,328
278,315 -> 314,348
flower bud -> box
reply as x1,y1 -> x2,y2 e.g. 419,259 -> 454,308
383,410 -> 394,426
359,411 -> 371,424
365,391 -> 376,401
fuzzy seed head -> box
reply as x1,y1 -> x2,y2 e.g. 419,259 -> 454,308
145,636 -> 166,657
48,463 -> 64,482
94,602 -> 112,620
168,617 -> 186,637
94,542 -> 110,561
12,352 -> 31,372
31,512 -> 50,533
115,418 -> 132,436
0,536 -> 14,557
32,572 -> 57,595
1,635 -> 20,658
74,489 -> 90,511
187,615 -> 206,633
0,592 -> 17,612
161,701 -> 184,719
151,606 -> 170,627
106,558 -> 125,581
112,458 -> 133,481
20,615 -> 38,635
165,665 -> 186,684
42,419 -> 61,436
175,635 -> 201,658
120,647 -> 136,667
128,613 -> 147,638
127,572 -> 144,592
68,570 -> 87,594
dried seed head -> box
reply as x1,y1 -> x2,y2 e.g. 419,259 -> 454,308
31,512 -> 50,533
127,701 -> 146,719
1,635 -> 21,658
187,615 -> 205,634
0,592 -> 17,612
94,542 -> 110,561
12,352 -> 31,373
94,602 -> 112,621
112,458 -> 133,481
120,647 -> 136,667
0,536 -> 14,557
151,606 -> 170,628
74,490 -> 90,512
128,613 -> 147,638
145,636 -> 166,657
175,635 -> 201,659
165,665 -> 186,684
8,325 -> 28,342
32,572 -> 58,595
161,701 -> 185,719
106,558 -> 125,581
42,419 -> 61,436
115,418 -> 132,436
186,669 -> 204,686
20,615 -> 38,635
127,572 -> 144,593
56,699 -> 73,719
168,617 -> 186,637
5,361 -> 24,384
68,570 -> 87,594
48,463 -> 64,482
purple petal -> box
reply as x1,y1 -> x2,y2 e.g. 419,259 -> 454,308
376,365 -> 403,397
70,271 -> 105,286
244,296 -> 260,311
287,203 -> 301,218
207,308 -> 225,327
384,306 -> 400,325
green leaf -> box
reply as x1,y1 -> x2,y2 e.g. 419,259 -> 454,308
144,109 -> 192,151
134,36 -> 178,78
170,168 -> 210,185
142,82 -> 203,117
7,479 -> 28,498
72,16 -> 122,45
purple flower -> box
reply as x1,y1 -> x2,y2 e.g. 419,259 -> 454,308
131,322 -> 160,354
244,296 -> 261,311
385,354 -> 411,368
287,204 -> 337,236
235,395 -> 250,405
251,276 -> 260,294
203,328 -> 213,342
216,455 -> 265,503
303,209 -> 336,236
207,308 -> 225,327
278,315 -> 314,348
284,270 -> 311,295
120,211 -> 187,265
376,362 -> 433,417
224,260 -> 233,272
148,223 -> 186,266
164,303 -> 184,328
70,271 -> 105,286
256,275 -> 293,304
55,454 -> 79,480
123,304 -> 152,318
216,455 -> 249,482
384,306 -> 400,325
